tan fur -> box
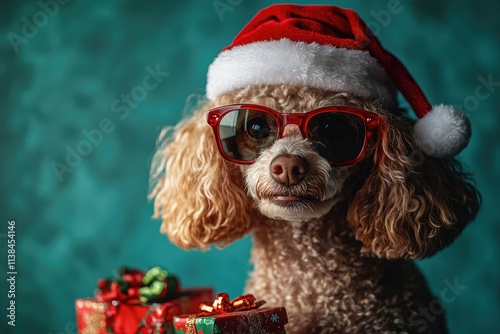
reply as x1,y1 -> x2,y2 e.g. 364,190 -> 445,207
348,114 -> 480,260
150,85 -> 480,333
149,99 -> 257,249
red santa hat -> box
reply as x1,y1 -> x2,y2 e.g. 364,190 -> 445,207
206,4 -> 470,158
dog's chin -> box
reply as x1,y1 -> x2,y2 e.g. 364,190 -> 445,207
257,196 -> 337,223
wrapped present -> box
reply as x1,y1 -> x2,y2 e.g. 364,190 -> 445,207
173,293 -> 288,334
75,266 -> 213,334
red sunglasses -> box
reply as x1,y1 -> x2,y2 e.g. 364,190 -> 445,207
207,104 -> 380,166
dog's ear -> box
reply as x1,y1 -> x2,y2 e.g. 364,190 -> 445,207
347,114 -> 480,259
149,103 -> 255,249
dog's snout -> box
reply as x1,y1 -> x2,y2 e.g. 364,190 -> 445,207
270,154 -> 308,186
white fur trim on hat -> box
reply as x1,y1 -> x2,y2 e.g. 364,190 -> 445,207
414,104 -> 471,158
206,39 -> 397,105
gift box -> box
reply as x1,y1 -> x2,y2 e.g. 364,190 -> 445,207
173,293 -> 288,334
75,266 -> 213,334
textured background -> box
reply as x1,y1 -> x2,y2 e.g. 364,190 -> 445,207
1,0 -> 499,333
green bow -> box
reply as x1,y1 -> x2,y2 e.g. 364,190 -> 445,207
139,266 -> 180,303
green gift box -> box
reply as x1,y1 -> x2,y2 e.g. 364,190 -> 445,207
173,299 -> 287,334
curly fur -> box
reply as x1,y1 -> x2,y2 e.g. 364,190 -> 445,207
348,114 -> 479,260
149,85 -> 480,333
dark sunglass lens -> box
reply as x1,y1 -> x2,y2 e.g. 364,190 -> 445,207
246,116 -> 272,140
218,109 -> 277,161
308,113 -> 366,163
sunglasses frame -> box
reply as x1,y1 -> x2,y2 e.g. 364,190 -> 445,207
207,104 -> 381,166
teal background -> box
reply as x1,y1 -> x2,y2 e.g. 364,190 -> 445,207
1,0 -> 499,333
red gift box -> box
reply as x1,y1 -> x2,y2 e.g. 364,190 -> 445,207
75,267 -> 213,334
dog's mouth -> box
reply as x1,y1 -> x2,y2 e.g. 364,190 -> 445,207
269,195 -> 317,207
257,192 -> 337,222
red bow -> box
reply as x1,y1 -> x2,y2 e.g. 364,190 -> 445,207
95,269 -> 144,303
95,266 -> 180,304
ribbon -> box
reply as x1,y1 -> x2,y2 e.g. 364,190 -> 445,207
95,266 -> 179,304
96,267 -> 144,303
184,293 -> 266,334
139,266 -> 180,303
199,293 -> 265,314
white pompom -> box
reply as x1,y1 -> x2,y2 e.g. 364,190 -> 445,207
414,104 -> 471,158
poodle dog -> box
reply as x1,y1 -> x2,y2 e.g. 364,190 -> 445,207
149,5 -> 480,334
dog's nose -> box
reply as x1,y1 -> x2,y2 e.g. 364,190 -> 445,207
270,154 -> 309,185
